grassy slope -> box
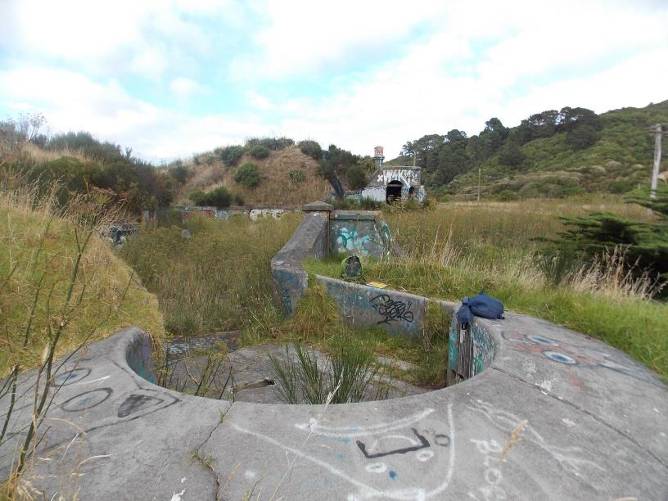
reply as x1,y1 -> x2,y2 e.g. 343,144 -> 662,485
0,198 -> 164,374
178,146 -> 330,207
305,199 -> 668,378
451,100 -> 668,197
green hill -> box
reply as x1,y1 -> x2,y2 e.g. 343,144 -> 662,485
396,100 -> 668,200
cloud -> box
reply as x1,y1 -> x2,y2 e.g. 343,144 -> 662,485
0,0 -> 666,162
170,77 -> 206,98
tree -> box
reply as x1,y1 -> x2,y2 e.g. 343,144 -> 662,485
566,124 -> 600,150
479,117 -> 509,157
346,164 -> 368,190
498,141 -> 526,168
319,145 -> 358,198
432,130 -> 472,185
298,140 -> 322,160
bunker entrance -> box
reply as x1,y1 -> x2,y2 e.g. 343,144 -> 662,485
386,181 -> 403,203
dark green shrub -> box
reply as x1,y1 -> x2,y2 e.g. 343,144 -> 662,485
249,145 -> 270,159
217,145 -> 245,166
298,140 -> 322,160
246,137 -> 294,151
234,162 -> 261,188
288,169 -> 306,184
346,164 -> 367,190
190,187 -> 232,208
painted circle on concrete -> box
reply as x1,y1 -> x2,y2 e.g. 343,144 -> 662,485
366,462 -> 387,473
543,351 -> 577,365
60,388 -> 112,412
528,335 -> 559,346
53,368 -> 91,386
416,450 -> 434,462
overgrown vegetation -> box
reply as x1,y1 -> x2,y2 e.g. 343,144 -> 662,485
0,173 -> 164,495
397,100 -> 668,199
307,197 -> 667,378
120,214 -> 300,336
1,115 -> 186,214
234,162 -> 261,189
189,186 -> 233,208
270,343 -> 388,404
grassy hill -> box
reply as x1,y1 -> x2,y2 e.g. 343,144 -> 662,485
178,145 -> 330,207
0,178 -> 165,374
450,100 -> 668,199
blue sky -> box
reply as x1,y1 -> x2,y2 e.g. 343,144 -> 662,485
1,0 -> 667,162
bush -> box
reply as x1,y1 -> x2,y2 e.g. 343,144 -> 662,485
298,140 -> 322,160
233,192 -> 245,205
234,162 -> 261,188
346,164 -> 368,190
246,137 -> 294,151
217,145 -> 245,166
249,144 -> 270,159
190,187 -> 232,208
288,169 -> 306,184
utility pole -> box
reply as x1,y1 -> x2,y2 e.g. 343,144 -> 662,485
650,123 -> 664,199
477,166 -> 481,202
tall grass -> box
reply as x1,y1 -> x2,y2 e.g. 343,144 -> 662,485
0,171 -> 165,374
0,171 -> 164,495
119,214 -> 300,336
364,201 -> 668,378
270,343 -> 388,404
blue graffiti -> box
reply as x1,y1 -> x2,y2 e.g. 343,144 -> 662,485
336,226 -> 371,255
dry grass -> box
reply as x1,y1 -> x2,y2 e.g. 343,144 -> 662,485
178,146 -> 330,207
0,173 -> 165,375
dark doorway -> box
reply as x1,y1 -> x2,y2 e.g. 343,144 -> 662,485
386,181 -> 403,203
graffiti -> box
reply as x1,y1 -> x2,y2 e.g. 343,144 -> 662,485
501,331 -> 660,386
336,226 -> 372,255
60,388 -> 113,412
53,368 -> 91,386
467,437 -> 506,501
370,294 -> 414,325
356,428 -> 430,459
234,404 -> 455,501
467,399 -> 604,479
376,169 -> 419,186
117,394 -> 165,418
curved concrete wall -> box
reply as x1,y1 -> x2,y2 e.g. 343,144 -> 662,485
271,211 -> 329,314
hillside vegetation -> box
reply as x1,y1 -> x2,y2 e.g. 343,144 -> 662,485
179,144 -> 330,207
0,177 -> 165,375
307,198 -> 668,379
397,100 -> 668,200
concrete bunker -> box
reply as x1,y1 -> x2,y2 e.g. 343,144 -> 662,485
385,180 -> 403,203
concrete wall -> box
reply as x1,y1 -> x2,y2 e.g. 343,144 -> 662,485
447,315 -> 496,382
271,205 -> 497,380
316,276 -> 427,336
329,211 -> 391,258
271,211 -> 329,315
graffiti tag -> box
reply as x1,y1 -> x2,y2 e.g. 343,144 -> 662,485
370,294 -> 414,324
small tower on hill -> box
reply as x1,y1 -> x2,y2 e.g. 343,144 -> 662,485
373,146 -> 384,169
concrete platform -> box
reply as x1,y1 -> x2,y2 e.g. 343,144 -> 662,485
1,309 -> 666,500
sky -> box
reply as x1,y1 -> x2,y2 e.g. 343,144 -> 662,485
1,0 -> 667,163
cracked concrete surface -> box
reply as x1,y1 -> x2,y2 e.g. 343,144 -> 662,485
1,312 -> 666,500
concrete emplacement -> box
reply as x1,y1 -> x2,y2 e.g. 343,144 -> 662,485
0,204 -> 666,500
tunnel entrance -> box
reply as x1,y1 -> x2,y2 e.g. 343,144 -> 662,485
386,181 -> 403,203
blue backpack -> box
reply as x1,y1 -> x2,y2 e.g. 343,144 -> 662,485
456,293 -> 504,329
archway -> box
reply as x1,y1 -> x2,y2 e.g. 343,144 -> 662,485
386,180 -> 403,203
